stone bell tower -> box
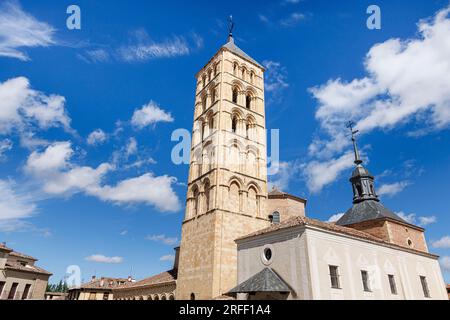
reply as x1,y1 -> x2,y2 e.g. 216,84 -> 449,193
176,27 -> 271,299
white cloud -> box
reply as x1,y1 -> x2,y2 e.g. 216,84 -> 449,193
259,14 -> 270,24
87,129 -> 107,146
262,60 -> 289,95
396,211 -> 437,227
303,152 -> 354,193
146,234 -> 178,246
377,181 -> 410,197
0,1 -> 55,61
280,12 -> 306,27
0,179 -> 36,222
131,101 -> 174,129
418,215 -> 437,226
268,161 -> 293,191
439,256 -> 450,272
309,6 -> 450,158
119,230 -> 128,236
327,213 -> 344,223
0,77 -> 72,134
78,49 -> 110,64
118,30 -> 191,62
24,142 -> 181,212
25,141 -> 73,174
432,236 -> 450,249
0,139 -> 13,159
396,211 -> 416,224
125,137 -> 138,156
160,255 -> 175,262
91,173 -> 181,212
85,254 -> 123,264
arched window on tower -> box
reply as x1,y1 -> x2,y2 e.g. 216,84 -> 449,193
214,63 -> 219,76
208,69 -> 212,82
246,95 -> 251,109
247,187 -> 258,216
202,96 -> 207,113
241,68 -> 246,80
202,75 -> 206,88
211,88 -> 216,104
202,121 -> 207,139
204,181 -> 211,212
232,116 -> 238,133
209,114 -> 214,132
232,87 -> 238,104
233,63 -> 238,76
192,187 -> 199,217
250,71 -> 254,84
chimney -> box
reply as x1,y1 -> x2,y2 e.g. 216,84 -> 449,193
127,276 -> 132,282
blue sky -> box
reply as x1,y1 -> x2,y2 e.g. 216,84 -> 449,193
0,0 -> 449,284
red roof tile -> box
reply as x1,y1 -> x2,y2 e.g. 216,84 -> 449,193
114,269 -> 177,291
237,216 -> 438,258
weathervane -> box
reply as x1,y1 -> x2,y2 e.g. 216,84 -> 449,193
228,15 -> 234,40
347,121 -> 363,165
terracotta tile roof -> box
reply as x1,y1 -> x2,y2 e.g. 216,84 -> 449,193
10,250 -> 37,261
5,261 -> 52,276
114,269 -> 177,291
268,188 -> 307,203
236,216 -> 439,258
0,242 -> 13,252
78,277 -> 131,290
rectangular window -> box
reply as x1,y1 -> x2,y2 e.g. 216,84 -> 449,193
22,284 -> 31,300
89,292 -> 96,300
420,276 -> 430,298
361,270 -> 371,292
8,282 -> 18,300
388,275 -> 397,295
103,292 -> 109,300
329,265 -> 340,289
0,281 -> 5,298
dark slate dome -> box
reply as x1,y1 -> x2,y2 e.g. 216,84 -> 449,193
336,200 -> 406,226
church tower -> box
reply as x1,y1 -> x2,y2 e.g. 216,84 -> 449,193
176,27 -> 271,299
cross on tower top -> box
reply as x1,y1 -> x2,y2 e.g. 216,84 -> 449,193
346,121 -> 363,165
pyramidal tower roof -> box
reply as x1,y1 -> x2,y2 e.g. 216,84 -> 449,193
222,36 -> 264,69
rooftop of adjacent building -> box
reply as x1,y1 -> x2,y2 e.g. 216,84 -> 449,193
70,276 -> 134,291
113,269 -> 177,292
236,215 -> 437,259
268,187 -> 307,204
1,242 -> 52,276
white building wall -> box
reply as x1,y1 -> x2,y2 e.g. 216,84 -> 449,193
236,228 -> 311,300
236,226 -> 447,300
305,228 -> 447,300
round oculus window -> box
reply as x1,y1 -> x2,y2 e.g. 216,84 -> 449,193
264,248 -> 272,261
